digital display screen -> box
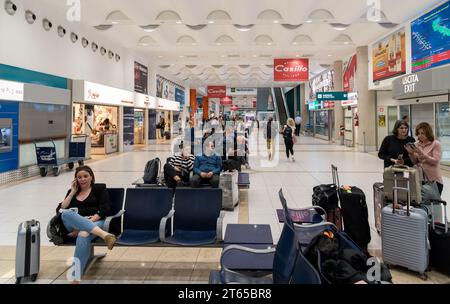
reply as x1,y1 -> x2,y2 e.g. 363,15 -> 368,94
0,119 -> 12,152
411,1 -> 450,72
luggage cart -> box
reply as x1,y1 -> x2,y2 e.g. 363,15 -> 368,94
34,135 -> 87,177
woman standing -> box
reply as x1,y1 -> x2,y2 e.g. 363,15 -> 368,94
378,120 -> 415,168
282,118 -> 296,162
58,166 -> 116,282
405,122 -> 443,194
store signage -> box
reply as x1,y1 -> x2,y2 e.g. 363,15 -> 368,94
157,98 -> 180,111
0,80 -> 24,101
402,74 -> 420,93
323,101 -> 335,109
227,87 -> 257,96
308,101 -> 322,110
230,105 -> 239,111
341,92 -> 358,107
134,93 -> 157,109
220,96 -> 233,106
83,81 -> 134,106
274,59 -> 309,82
316,92 -> 348,101
207,86 -> 226,98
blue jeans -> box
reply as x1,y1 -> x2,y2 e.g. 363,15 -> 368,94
61,210 -> 105,276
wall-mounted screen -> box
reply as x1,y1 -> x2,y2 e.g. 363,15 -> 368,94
0,119 -> 12,153
411,1 -> 450,72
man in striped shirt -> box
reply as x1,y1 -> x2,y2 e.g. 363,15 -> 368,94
163,146 -> 195,188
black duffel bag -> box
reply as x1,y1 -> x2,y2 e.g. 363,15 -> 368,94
312,184 -> 339,211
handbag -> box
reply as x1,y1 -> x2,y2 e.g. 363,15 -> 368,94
421,170 -> 441,202
46,212 -> 69,245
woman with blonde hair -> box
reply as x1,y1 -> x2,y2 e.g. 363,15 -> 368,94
281,118 -> 296,162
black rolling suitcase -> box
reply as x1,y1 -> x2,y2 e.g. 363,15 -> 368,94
312,166 -> 342,230
332,165 -> 371,250
427,200 -> 450,275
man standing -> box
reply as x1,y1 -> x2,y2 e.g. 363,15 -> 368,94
263,117 -> 278,161
294,115 -> 302,136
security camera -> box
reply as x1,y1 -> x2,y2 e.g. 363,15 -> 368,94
57,26 -> 66,37
100,47 -> 106,55
416,99 -> 420,103
82,38 -> 89,48
108,50 -> 114,59
4,0 -> 17,16
91,42 -> 98,52
42,18 -> 52,31
70,32 -> 78,43
25,10 -> 36,24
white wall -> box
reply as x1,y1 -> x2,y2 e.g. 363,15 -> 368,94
0,0 -> 152,91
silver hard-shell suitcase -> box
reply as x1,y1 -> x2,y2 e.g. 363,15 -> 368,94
15,220 -> 40,284
381,173 -> 429,280
220,170 -> 239,210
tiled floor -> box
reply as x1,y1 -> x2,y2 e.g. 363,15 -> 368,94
0,129 -> 449,284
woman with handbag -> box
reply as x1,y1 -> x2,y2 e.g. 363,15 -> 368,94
57,166 -> 116,283
405,122 -> 443,194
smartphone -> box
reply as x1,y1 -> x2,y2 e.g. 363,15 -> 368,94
407,143 -> 417,149
397,154 -> 403,160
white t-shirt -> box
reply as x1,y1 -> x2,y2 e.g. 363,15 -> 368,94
295,116 -> 302,124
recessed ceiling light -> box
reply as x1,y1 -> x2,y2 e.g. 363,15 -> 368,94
208,20 -> 214,24
111,21 -> 119,25
328,54 -> 333,57
252,54 -> 258,58
158,55 -> 163,58
306,20 -> 313,23
221,55 -> 226,58
176,20 -> 182,24
273,20 -> 279,24
179,55 -> 185,58
295,54 -> 300,58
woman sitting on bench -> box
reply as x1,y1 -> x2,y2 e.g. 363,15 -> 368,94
57,166 -> 116,283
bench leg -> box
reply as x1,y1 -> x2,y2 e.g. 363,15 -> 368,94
83,245 -> 107,274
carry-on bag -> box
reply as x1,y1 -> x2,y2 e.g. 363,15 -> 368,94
426,200 -> 450,275
383,165 -> 422,205
15,220 -> 40,284
373,182 -> 386,234
381,172 -> 429,280
332,165 -> 371,250
220,170 -> 239,210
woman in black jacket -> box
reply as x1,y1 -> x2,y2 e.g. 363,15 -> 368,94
58,166 -> 116,282
378,120 -> 415,168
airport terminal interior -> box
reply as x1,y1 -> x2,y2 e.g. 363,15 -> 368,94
0,0 -> 450,285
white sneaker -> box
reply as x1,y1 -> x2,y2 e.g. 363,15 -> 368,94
292,157 -> 295,162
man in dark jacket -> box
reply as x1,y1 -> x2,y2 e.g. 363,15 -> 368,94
191,140 -> 222,188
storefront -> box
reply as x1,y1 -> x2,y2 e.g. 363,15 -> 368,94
308,101 -> 334,141
72,80 -> 134,155
388,65 -> 450,164
155,97 -> 181,140
134,93 -> 156,147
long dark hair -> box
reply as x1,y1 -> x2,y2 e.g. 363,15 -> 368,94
392,120 -> 409,137
75,166 -> 95,187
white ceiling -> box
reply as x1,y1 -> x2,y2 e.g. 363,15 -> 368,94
38,0 -> 445,88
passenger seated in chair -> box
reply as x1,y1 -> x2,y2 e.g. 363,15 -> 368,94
191,140 -> 222,188
164,146 -> 195,188
57,166 -> 116,283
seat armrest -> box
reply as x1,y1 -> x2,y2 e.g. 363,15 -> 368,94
103,210 -> 125,232
220,244 -> 276,273
159,209 -> 175,242
216,211 -> 226,242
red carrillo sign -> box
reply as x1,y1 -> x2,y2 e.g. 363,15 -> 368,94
274,59 -> 309,82
207,86 -> 226,98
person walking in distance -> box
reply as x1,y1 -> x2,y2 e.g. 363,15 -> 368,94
294,115 -> 302,137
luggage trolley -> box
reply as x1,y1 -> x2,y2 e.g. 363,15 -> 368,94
34,135 -> 87,177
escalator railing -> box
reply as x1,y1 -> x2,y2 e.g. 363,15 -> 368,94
272,87 -> 289,126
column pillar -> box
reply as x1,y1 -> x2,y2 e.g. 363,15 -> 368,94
333,60 -> 344,144
189,89 -> 196,122
356,46 -> 377,152
202,96 -> 209,121
300,84 -> 308,132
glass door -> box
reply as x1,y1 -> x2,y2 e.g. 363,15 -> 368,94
436,102 -> 450,165
387,106 -> 398,135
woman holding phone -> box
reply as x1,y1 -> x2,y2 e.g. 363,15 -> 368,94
405,122 -> 443,194
378,120 -> 415,168
57,166 -> 116,282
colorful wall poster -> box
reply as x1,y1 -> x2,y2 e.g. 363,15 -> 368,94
134,62 -> 148,94
372,28 -> 406,81
156,75 -> 185,103
411,1 -> 450,72
343,54 -> 357,93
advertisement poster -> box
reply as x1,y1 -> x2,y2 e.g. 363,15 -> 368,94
378,115 -> 386,127
343,54 -> 357,93
273,58 -> 309,82
372,28 -> 406,81
308,69 -> 335,101
156,75 -> 184,103
175,87 -> 185,107
134,62 -> 148,94
411,1 -> 450,72
123,107 -> 135,149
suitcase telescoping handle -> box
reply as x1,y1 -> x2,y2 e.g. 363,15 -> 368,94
331,165 -> 340,188
427,199 -> 448,233
392,172 -> 411,216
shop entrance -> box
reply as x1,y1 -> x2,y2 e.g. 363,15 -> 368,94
134,109 -> 145,146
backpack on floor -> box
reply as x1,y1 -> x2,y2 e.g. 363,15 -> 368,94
143,158 -> 161,184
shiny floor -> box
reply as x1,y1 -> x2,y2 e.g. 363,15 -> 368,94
0,128 -> 449,284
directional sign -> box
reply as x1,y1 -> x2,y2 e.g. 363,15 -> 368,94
316,92 -> 348,101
